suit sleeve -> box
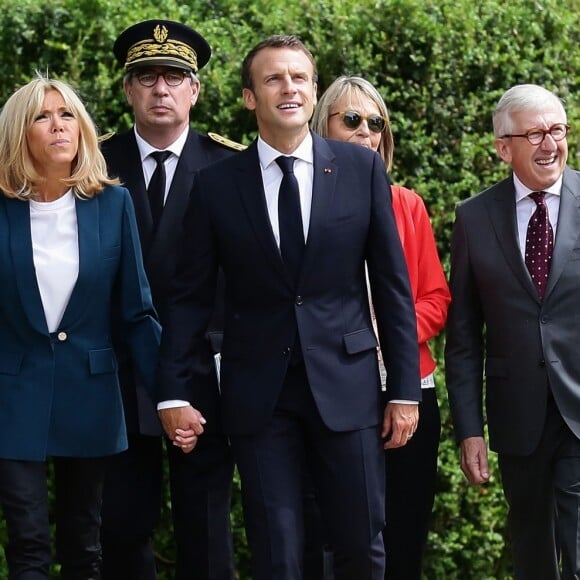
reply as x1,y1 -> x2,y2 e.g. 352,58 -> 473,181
444,203 -> 486,441
116,188 -> 161,394
366,156 -> 421,401
156,172 -> 218,402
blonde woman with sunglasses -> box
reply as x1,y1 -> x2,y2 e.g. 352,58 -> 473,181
309,75 -> 450,580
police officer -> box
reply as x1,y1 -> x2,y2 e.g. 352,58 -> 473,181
100,20 -> 242,580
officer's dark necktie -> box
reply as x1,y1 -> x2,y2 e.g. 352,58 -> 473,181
148,150 -> 171,228
525,191 -> 553,299
276,155 -> 305,286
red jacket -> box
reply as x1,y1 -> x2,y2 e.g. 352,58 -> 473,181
391,185 -> 450,378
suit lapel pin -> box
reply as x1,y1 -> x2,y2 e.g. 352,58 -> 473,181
324,168 -> 332,174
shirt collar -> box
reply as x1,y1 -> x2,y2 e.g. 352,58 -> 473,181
257,131 -> 314,170
513,172 -> 563,203
133,125 -> 189,162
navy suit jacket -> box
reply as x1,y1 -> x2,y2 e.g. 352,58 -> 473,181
102,129 -> 234,435
446,167 -> 580,455
158,133 -> 420,435
0,186 -> 160,460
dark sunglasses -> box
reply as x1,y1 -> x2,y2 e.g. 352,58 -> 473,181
329,111 -> 387,134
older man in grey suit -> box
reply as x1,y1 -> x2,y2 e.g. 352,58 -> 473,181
446,84 -> 580,579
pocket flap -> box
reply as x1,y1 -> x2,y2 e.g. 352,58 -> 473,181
343,328 -> 378,355
0,352 -> 23,375
89,348 -> 118,375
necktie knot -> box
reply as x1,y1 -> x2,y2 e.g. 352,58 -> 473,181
150,150 -> 171,165
529,191 -> 546,206
276,155 -> 296,175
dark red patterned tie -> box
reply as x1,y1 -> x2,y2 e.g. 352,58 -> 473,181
525,191 -> 553,299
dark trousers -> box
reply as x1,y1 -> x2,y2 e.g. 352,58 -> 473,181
231,363 -> 385,580
166,432 -> 235,580
383,387 -> 440,580
101,432 -> 235,580
101,435 -> 162,580
0,456 -> 106,580
499,396 -> 580,580
303,388 -> 441,580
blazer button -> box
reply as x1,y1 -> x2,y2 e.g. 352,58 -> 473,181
57,331 -> 67,342
295,296 -> 304,306
539,359 -> 546,367
284,347 -> 292,356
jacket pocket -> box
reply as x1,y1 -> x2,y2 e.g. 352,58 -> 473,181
0,352 -> 23,375
89,348 -> 118,375
343,328 -> 378,355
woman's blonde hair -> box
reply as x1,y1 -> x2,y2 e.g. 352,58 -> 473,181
311,75 -> 394,172
0,73 -> 118,199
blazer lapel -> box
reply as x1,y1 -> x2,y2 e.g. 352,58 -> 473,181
300,134 -> 337,283
236,141 -> 289,282
545,167 -> 580,300
6,199 -> 48,334
150,130 -> 199,258
487,177 -> 540,302
59,196 -> 99,328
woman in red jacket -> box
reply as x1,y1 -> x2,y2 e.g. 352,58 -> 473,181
310,76 -> 451,580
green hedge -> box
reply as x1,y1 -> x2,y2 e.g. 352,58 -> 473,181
0,0 -> 578,578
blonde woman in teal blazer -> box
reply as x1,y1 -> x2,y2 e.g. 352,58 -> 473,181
0,75 -> 160,579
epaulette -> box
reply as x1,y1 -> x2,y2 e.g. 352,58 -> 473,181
98,131 -> 116,143
208,131 -> 247,151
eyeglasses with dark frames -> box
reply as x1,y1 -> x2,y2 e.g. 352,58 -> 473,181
500,123 -> 570,145
329,111 -> 387,134
134,70 -> 190,88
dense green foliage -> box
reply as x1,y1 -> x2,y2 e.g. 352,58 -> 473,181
0,0 -> 578,577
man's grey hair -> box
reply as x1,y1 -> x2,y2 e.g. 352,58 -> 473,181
493,84 -> 566,138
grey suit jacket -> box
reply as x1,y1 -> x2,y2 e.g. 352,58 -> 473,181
445,167 -> 580,455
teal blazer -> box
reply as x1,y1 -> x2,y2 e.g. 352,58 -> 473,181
0,185 -> 160,460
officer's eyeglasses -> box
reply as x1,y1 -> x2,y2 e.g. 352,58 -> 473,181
134,70 -> 189,88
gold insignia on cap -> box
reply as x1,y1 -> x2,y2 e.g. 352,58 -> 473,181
208,132 -> 247,151
125,38 -> 198,71
153,24 -> 168,43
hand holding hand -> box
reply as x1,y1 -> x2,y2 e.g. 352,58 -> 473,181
158,405 -> 206,454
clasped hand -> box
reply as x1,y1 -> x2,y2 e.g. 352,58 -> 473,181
158,405 -> 206,454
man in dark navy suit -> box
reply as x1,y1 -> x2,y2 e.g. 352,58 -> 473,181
100,20 -> 242,580
157,35 -> 421,580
